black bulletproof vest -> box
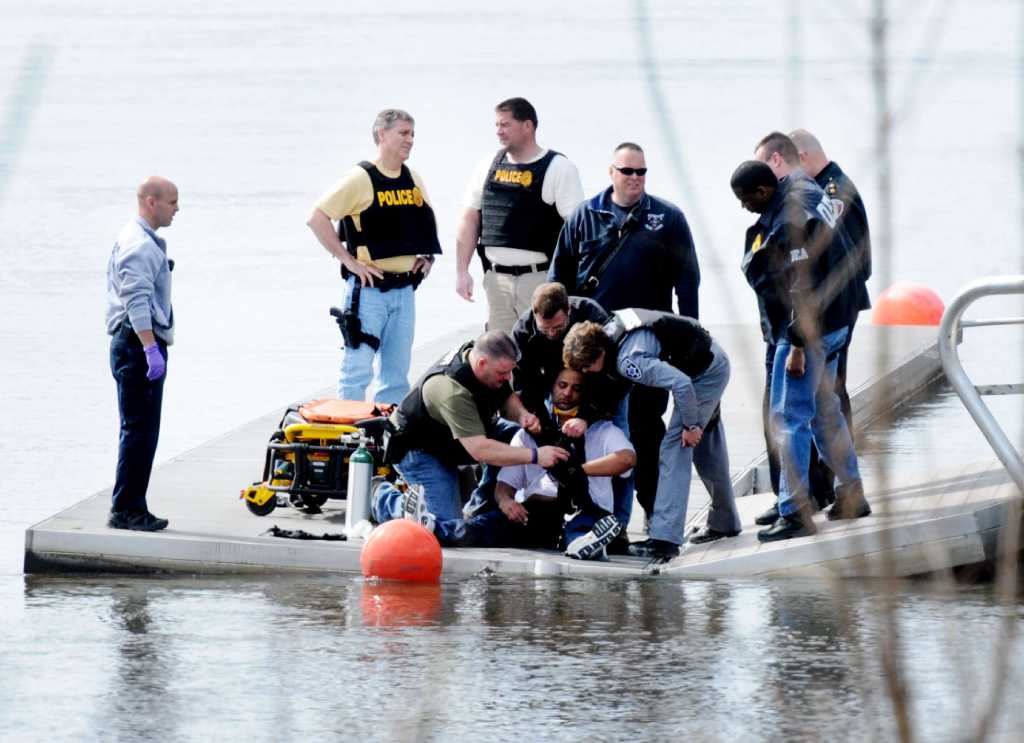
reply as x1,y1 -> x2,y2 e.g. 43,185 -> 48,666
604,308 -> 714,378
390,342 -> 512,466
339,161 -> 442,262
479,149 -> 565,256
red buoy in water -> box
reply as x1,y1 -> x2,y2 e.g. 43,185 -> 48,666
872,282 -> 945,326
360,519 -> 442,583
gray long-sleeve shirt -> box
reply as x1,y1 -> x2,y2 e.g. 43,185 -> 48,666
105,216 -> 174,344
616,329 -> 698,427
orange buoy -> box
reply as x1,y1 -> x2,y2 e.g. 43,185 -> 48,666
360,519 -> 442,582
872,282 -> 945,326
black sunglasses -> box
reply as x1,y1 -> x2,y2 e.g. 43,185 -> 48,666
612,165 -> 648,176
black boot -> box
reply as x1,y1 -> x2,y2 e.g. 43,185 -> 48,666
757,512 -> 817,542
826,480 -> 871,521
755,501 -> 779,526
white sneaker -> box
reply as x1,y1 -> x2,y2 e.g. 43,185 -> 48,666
565,515 -> 623,560
401,485 -> 436,533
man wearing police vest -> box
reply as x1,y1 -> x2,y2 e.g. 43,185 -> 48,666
455,97 -> 584,333
307,108 -> 442,404
562,310 -> 742,561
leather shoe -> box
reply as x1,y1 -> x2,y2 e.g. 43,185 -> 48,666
754,502 -> 779,526
107,510 -> 169,532
689,525 -> 740,544
826,480 -> 871,521
626,538 -> 680,559
756,513 -> 817,543
606,532 -> 631,555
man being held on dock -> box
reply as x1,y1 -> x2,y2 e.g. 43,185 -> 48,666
509,281 -> 633,532
562,311 -> 741,561
306,108 -> 442,404
548,142 -> 702,548
371,331 -> 569,544
104,176 -> 178,532
788,129 -> 873,505
395,367 -> 636,560
455,97 -> 584,334
731,157 -> 870,543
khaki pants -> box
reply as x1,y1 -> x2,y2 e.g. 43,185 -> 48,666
482,269 -> 548,334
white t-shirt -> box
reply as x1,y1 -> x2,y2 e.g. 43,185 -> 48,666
496,420 -> 634,513
463,149 -> 584,266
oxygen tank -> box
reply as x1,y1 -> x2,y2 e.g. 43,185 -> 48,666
346,435 -> 374,531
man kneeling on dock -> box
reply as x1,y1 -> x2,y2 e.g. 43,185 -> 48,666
371,331 -> 568,539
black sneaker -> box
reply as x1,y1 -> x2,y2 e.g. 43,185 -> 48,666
754,502 -> 779,526
626,538 -> 680,560
756,513 -> 817,542
606,532 -> 631,555
107,510 -> 168,532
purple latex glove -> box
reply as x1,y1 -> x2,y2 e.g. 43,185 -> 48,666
143,344 -> 166,381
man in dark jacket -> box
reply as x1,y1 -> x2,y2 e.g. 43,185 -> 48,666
548,142 -> 701,532
731,158 -> 870,541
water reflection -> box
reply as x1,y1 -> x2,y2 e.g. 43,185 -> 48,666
9,575 -> 1024,741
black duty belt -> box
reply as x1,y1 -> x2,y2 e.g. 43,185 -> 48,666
373,271 -> 420,292
491,261 -> 550,277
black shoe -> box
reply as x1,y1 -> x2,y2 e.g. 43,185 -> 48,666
754,502 -> 779,526
605,531 -> 631,555
626,538 -> 680,559
689,525 -> 740,545
826,480 -> 871,521
107,510 -> 168,532
757,513 -> 817,543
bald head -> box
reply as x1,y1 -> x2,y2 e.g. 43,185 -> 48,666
137,176 -> 179,230
788,129 -> 830,178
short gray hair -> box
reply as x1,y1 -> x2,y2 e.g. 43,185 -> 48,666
372,109 -> 415,145
471,331 -> 520,363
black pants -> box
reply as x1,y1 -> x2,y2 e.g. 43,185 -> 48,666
763,326 -> 854,505
109,324 -> 166,515
628,385 -> 668,519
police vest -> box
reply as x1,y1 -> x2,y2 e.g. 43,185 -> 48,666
339,161 -> 442,263
388,342 -> 512,467
479,149 -> 565,257
604,308 -> 714,378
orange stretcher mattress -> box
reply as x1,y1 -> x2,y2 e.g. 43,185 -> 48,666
297,398 -> 394,425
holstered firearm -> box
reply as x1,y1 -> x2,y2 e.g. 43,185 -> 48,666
329,284 -> 380,351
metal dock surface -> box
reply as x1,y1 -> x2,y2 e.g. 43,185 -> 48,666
26,323 -> 1017,579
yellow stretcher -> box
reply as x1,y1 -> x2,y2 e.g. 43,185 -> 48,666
239,399 -> 393,516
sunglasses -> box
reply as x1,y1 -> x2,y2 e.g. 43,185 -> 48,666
612,165 -> 648,176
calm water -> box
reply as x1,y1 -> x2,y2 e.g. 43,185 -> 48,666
2,0 -> 1024,739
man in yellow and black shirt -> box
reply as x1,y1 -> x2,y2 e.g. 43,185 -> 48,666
306,109 -> 442,403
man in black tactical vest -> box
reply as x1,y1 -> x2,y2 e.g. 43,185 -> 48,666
371,331 -> 570,545
307,108 -> 442,405
455,97 -> 584,333
563,310 -> 742,561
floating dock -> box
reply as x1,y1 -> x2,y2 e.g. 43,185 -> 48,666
24,324 -> 1021,578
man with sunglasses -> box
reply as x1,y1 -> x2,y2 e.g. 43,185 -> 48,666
548,142 -> 701,542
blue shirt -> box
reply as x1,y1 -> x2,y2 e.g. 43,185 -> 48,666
105,216 -> 174,344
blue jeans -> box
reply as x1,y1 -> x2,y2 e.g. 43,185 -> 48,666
373,448 -> 464,520
109,324 -> 166,515
461,418 -> 520,518
770,327 -> 861,517
648,343 -> 735,545
338,276 -> 415,404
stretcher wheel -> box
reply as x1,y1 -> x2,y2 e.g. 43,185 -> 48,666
246,496 -> 277,516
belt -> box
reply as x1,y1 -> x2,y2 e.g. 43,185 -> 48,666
491,261 -> 550,277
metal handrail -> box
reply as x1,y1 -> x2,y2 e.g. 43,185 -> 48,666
937,275 -> 1024,493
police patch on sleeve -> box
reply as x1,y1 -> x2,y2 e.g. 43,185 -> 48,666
622,358 -> 643,380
